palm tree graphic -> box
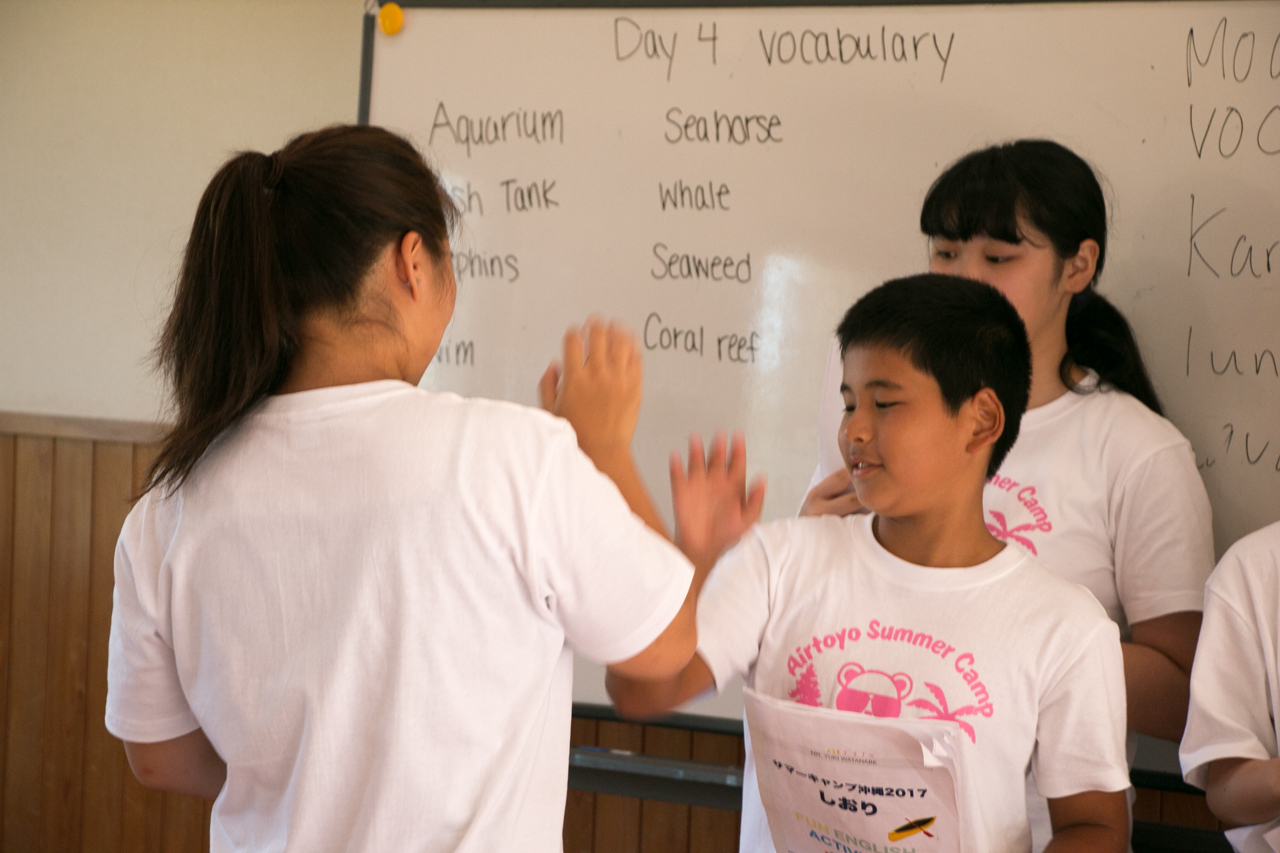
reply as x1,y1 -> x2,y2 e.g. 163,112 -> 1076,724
985,510 -> 1039,555
907,682 -> 984,743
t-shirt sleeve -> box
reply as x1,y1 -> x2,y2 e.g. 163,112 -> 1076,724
105,497 -> 200,743
1031,619 -> 1130,798
1179,574 -> 1277,789
695,528 -> 773,691
528,431 -> 693,666
1113,442 -> 1215,625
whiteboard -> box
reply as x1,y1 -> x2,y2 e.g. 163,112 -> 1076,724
366,2 -> 1280,719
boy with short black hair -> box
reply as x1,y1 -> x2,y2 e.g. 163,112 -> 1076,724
609,274 -> 1131,852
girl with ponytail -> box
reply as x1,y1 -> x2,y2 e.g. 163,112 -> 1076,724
803,140 -> 1213,851
106,125 -> 761,852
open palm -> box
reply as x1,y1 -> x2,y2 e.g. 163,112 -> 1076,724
670,431 -> 766,572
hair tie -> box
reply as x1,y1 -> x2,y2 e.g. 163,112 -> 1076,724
264,153 -> 286,190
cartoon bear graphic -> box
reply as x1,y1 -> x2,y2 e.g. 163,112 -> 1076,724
835,662 -> 912,717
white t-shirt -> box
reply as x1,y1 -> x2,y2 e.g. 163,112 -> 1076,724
811,338 -> 1214,847
696,513 -> 1130,853
1180,522 -> 1280,851
106,380 -> 693,853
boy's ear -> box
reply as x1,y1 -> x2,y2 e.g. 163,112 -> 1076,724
964,388 -> 1005,459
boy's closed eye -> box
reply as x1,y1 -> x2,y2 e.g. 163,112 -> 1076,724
841,398 -> 902,413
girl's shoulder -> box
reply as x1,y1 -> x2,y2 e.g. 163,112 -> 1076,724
1027,378 -> 1189,459
117,481 -> 186,588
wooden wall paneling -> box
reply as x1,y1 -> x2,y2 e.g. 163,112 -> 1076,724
593,721 -> 644,853
131,445 -> 158,503
81,441 -> 136,853
119,768 -> 154,845
1132,787 -> 1160,822
688,732 -> 743,853
564,717 -> 598,853
162,791 -> 207,853
0,434 -> 15,842
4,436 -> 54,851
42,439 -> 95,852
1159,791 -> 1221,830
640,726 -> 691,853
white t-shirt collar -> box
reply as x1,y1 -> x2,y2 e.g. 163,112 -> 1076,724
1020,369 -> 1102,431
853,513 -> 1026,590
255,379 -> 416,418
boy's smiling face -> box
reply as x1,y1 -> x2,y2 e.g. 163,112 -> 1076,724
839,344 -> 997,519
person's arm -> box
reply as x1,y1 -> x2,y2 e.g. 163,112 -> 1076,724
539,320 -> 764,682
1181,554 -> 1280,822
1034,613 -> 1131,850
1044,790 -> 1129,853
1203,756 -> 1280,825
124,728 -> 226,801
1124,610 -> 1201,741
606,431 -> 765,682
607,651 -> 718,718
610,429 -> 770,710
1113,443 -> 1214,740
539,319 -> 667,537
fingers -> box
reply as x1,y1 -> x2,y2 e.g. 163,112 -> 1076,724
609,322 -> 638,369
584,316 -> 606,367
706,431 -> 728,475
565,318 -> 640,373
562,327 -> 584,380
669,449 -> 687,492
815,467 -> 853,498
727,430 -> 748,486
744,475 -> 768,526
538,363 -> 560,412
826,490 -> 865,517
687,432 -> 706,476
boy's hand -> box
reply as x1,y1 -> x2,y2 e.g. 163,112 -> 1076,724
799,468 -> 864,517
539,318 -> 642,462
671,431 -> 766,572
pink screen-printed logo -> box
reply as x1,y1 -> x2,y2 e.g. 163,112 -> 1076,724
985,480 -> 1053,555
908,682 -> 987,743
835,662 -> 912,717
986,509 -> 1042,555
789,663 -> 822,706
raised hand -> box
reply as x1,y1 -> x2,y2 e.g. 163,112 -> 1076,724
539,318 -> 667,537
670,431 -> 766,573
799,467 -> 864,517
539,318 -> 643,462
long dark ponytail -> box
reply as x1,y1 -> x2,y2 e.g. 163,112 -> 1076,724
919,139 -> 1163,415
147,125 -> 458,493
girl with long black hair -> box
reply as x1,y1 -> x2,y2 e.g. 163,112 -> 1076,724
803,140 -> 1213,850
105,124 -> 762,852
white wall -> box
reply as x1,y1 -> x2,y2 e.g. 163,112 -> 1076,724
0,0 -> 366,422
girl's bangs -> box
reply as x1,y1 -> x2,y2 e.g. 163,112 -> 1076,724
920,155 -> 1027,246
